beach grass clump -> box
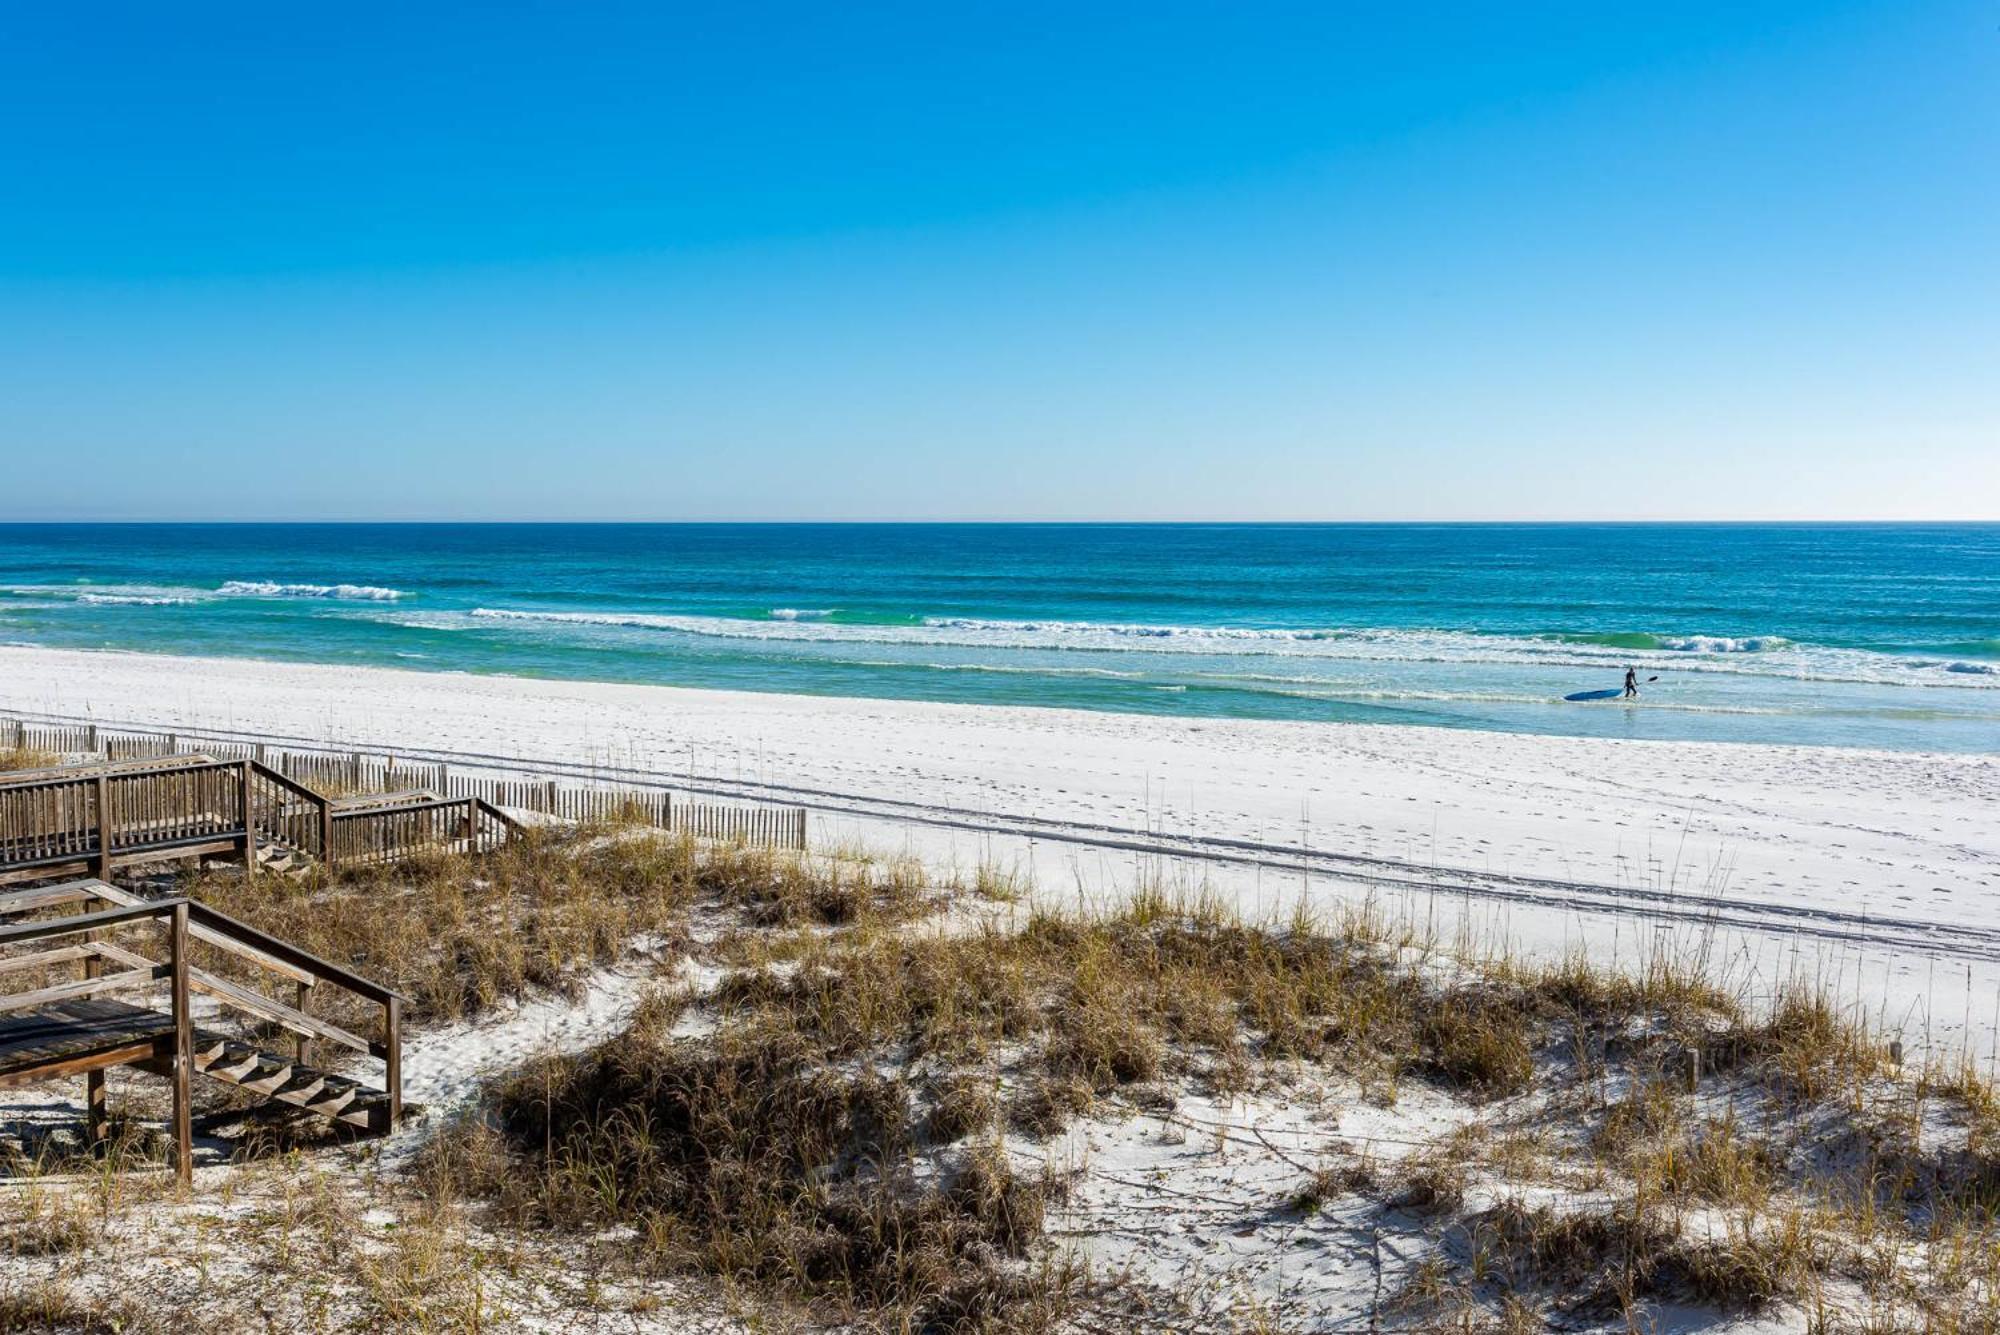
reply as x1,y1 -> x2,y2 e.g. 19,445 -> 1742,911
433,991 -> 1072,1332
1465,1194 -> 1809,1317
0,1280 -> 125,1334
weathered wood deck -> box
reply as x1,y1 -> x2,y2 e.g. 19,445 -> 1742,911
0,997 -> 182,1085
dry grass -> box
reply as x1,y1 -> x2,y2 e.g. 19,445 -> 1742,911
0,1280 -> 125,1333
10,823 -> 2000,1329
176,828 -> 932,1033
0,745 -> 57,773
429,992 -> 1074,1330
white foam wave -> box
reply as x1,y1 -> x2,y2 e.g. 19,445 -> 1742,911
1654,635 -> 1790,653
75,593 -> 200,606
769,607 -> 836,620
219,580 -> 405,601
3,583 -> 212,604
337,609 -> 474,632
455,607 -> 1997,690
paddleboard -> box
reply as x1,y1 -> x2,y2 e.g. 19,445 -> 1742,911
1563,688 -> 1625,702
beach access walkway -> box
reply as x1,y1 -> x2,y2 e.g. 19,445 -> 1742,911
0,752 -> 519,886
0,878 -> 404,1183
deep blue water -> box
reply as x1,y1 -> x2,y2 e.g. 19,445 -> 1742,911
1,523 -> 1995,752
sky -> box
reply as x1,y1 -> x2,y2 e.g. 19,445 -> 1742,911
0,2 -> 1995,522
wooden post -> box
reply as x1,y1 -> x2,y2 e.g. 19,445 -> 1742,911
294,979 -> 314,1066
85,1069 -> 106,1153
169,902 -> 193,1187
84,933 -> 106,1151
319,793 -> 335,870
239,761 -> 256,878
384,995 -> 402,1126
93,774 -> 113,881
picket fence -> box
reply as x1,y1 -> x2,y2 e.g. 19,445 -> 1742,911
2,718 -> 807,852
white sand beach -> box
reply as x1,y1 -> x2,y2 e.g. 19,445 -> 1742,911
5,643 -> 1996,1053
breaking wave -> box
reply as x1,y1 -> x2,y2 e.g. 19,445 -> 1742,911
219,580 -> 406,601
452,607 -> 1996,689
76,592 -> 201,606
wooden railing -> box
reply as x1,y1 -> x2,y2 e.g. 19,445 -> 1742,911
328,796 -> 516,866
2,756 -> 521,881
4,715 -> 809,852
0,881 -> 407,1183
0,758 -> 256,881
246,761 -> 332,863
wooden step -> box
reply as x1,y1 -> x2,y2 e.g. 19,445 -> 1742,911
253,838 -> 311,874
190,1036 -> 393,1133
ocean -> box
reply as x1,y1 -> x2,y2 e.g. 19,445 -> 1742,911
1,523 -> 1994,754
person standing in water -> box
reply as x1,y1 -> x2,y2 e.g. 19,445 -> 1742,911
1623,666 -> 1639,698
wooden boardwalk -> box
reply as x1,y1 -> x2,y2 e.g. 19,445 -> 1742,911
0,754 -> 519,886
4,715 -> 809,852
0,880 -> 404,1182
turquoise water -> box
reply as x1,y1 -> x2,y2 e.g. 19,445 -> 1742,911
1,523 -> 1994,753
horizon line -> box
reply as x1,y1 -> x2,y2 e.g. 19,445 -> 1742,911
0,516 -> 1995,527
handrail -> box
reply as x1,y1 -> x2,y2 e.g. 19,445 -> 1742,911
1,758 -> 247,796
0,884 -> 100,917
3,752 -> 515,876
328,794 -> 483,822
0,944 -> 92,976
330,788 -> 438,813
0,963 -> 168,1017
0,753 -> 216,786
186,900 -> 406,1006
475,797 -> 523,831
187,963 -> 380,1057
0,899 -> 183,947
248,761 -> 330,809
86,881 -> 316,987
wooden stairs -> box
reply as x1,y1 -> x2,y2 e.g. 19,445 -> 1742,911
191,1031 -> 394,1131
0,881 -> 406,1180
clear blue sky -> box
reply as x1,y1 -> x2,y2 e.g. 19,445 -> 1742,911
1,2 -> 1995,521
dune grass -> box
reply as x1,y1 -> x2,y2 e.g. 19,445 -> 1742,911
9,824 -> 2000,1330
0,745 -> 58,773
398,842 -> 2000,1330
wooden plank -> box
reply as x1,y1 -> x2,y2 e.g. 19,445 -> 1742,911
0,965 -> 165,1016
184,902 -> 404,1006
0,1040 -> 162,1090
183,964 -> 378,1057
89,883 -> 318,988
170,902 -> 193,1187
0,945 -> 92,977
0,883 -> 99,917
0,900 -> 170,948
